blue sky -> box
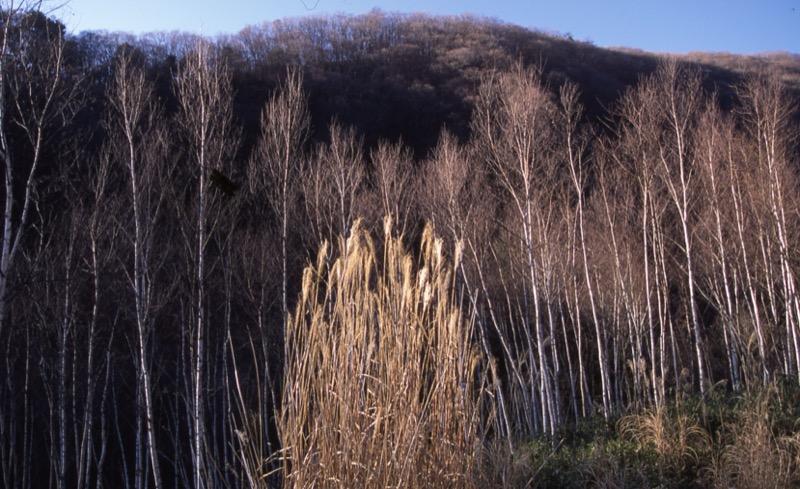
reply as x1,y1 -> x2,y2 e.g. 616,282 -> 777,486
61,0 -> 799,55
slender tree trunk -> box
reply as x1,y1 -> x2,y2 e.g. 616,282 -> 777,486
175,40 -> 238,488
109,55 -> 164,489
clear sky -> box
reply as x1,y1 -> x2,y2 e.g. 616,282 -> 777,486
60,0 -> 799,55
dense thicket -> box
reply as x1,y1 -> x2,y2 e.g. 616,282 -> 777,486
1,3 -> 800,487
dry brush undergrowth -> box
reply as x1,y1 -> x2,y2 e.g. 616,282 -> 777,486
705,383 -> 800,489
617,402 -> 712,484
230,215 -> 800,488
613,382 -> 800,488
278,218 -> 487,488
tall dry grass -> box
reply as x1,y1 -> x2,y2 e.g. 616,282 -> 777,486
617,403 -> 711,482
278,217 -> 486,488
708,385 -> 798,488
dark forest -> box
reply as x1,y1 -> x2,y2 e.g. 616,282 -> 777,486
2,4 -> 800,488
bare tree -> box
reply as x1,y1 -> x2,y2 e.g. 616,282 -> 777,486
75,146 -> 119,489
0,5 -> 75,487
471,63 -> 564,434
737,73 -> 800,381
248,66 -> 310,333
559,82 -> 614,415
610,64 -> 690,404
106,50 -> 173,489
245,68 -> 311,471
302,120 -> 366,248
370,137 -> 416,237
174,39 -> 239,489
0,2 -> 72,346
694,100 -> 744,390
653,60 -> 708,394
420,128 -> 513,439
422,129 -> 478,245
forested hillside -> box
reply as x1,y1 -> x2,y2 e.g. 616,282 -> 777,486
2,5 -> 800,488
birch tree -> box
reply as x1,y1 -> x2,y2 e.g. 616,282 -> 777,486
174,39 -> 238,489
248,66 -> 310,333
472,64 -> 563,434
302,120 -> 366,248
0,5 -> 73,487
559,82 -> 612,415
370,137 -> 416,238
245,69 -> 310,466
656,61 -> 709,393
694,101 -> 743,390
738,73 -> 800,381
106,50 -> 171,489
0,3 -> 71,345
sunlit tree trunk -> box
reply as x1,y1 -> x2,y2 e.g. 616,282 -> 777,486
651,61 -> 708,394
472,64 -> 563,434
107,51 -> 168,489
0,6 -> 72,486
0,1 -> 68,348
696,104 -> 742,390
560,82 -> 612,416
77,160 -> 108,489
739,74 -> 800,380
175,39 -> 238,489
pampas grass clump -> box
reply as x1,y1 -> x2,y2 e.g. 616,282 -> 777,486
279,218 -> 484,488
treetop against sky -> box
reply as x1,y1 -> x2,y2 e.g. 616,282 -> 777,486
60,0 -> 799,55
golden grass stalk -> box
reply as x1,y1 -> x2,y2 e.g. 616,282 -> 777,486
279,217 -> 485,488
617,404 -> 711,476
710,387 -> 796,488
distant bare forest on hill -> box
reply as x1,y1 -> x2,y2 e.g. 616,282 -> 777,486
2,4 -> 800,487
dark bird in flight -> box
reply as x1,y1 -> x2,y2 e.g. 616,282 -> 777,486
210,169 -> 238,197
